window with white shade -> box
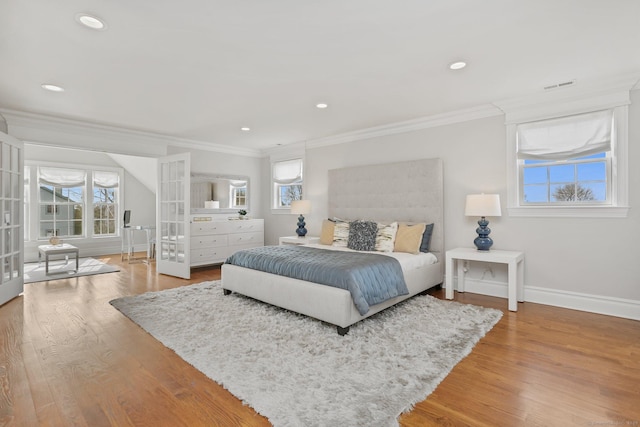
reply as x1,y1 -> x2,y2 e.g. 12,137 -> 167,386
272,158 -> 303,208
517,110 -> 613,205
25,163 -> 123,241
38,167 -> 86,238
503,88 -> 630,218
93,171 -> 119,236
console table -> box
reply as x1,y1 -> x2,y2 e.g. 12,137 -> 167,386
445,247 -> 525,311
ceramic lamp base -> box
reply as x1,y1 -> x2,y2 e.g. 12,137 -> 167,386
474,217 -> 493,251
295,215 -> 307,237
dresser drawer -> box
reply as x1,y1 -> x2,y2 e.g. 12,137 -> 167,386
191,234 -> 228,249
228,219 -> 264,234
227,231 -> 264,246
191,247 -> 229,265
191,221 -> 230,235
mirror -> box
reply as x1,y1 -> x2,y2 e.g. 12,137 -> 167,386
190,174 -> 249,213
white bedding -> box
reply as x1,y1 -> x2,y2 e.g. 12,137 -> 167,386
302,243 -> 438,272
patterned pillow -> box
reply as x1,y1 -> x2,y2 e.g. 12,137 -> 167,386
419,223 -> 435,253
375,222 -> 398,252
332,221 -> 350,247
347,220 -> 378,251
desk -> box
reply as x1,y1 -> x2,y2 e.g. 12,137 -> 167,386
445,247 -> 525,311
38,244 -> 79,275
121,225 -> 156,263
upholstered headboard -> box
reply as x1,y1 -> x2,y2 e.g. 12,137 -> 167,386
328,158 -> 444,262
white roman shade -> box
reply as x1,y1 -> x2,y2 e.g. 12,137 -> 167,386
516,110 -> 613,161
38,167 -> 86,188
273,159 -> 303,184
93,171 -> 119,188
229,180 -> 247,188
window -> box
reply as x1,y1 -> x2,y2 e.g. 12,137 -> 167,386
93,171 -> 119,236
272,158 -> 303,208
518,110 -> 612,206
26,164 -> 122,241
38,167 -> 85,238
503,90 -> 630,218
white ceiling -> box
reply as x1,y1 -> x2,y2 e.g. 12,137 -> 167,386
1,0 -> 639,153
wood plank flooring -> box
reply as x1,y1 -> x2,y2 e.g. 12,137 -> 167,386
1,255 -> 638,426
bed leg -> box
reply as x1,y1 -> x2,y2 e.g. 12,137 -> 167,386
337,326 -> 350,336
223,289 -> 232,296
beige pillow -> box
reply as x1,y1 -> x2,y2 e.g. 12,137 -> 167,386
394,223 -> 426,254
319,219 -> 335,245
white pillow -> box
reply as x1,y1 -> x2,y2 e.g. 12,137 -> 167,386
375,222 -> 398,252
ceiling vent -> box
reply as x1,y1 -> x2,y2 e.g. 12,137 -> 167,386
543,79 -> 576,91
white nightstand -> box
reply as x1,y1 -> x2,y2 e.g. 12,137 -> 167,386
445,247 -> 525,311
279,236 -> 320,246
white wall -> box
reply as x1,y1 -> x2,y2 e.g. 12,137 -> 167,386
23,145 -> 156,261
263,90 -> 640,319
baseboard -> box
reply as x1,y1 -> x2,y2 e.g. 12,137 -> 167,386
524,286 -> 640,321
446,276 -> 640,321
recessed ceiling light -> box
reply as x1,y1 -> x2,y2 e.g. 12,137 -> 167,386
41,84 -> 65,92
240,127 -> 251,131
316,103 -> 328,109
75,13 -> 107,30
449,61 -> 467,70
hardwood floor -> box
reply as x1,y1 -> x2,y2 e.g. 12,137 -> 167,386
1,255 -> 638,426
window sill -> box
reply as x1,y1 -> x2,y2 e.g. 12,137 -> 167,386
507,206 -> 629,218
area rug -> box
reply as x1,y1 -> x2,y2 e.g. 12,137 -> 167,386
24,257 -> 120,283
110,281 -> 502,427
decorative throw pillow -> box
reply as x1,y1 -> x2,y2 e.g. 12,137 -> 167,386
375,222 -> 398,252
394,223 -> 426,254
347,220 -> 378,251
319,219 -> 335,245
332,221 -> 350,247
419,223 -> 435,253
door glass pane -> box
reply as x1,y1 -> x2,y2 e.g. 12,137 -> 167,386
11,146 -> 19,171
2,172 -> 9,197
176,244 -> 184,263
1,144 -> 9,169
12,254 -> 20,278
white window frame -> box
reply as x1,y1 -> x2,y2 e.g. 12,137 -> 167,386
504,91 -> 630,218
270,149 -> 305,213
92,171 -> 120,237
25,161 -> 124,241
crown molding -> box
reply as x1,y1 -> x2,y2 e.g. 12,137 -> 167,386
0,108 -> 262,158
493,72 -> 640,124
303,104 -> 503,150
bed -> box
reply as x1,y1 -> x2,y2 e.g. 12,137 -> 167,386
221,158 -> 444,335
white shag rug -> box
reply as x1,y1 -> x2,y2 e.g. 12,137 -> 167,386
110,281 -> 502,427
24,257 -> 120,283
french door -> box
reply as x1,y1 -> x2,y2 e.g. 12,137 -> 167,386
156,153 -> 190,279
0,131 -> 23,306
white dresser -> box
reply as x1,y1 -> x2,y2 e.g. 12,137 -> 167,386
190,217 -> 264,267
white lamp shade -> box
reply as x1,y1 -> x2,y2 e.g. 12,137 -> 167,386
290,200 -> 311,215
465,194 -> 501,217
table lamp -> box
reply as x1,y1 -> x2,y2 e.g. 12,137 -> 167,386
465,194 -> 501,251
290,200 -> 311,237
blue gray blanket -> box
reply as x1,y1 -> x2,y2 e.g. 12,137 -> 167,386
225,245 -> 409,315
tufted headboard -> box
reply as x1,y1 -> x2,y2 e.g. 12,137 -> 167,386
328,158 -> 444,262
